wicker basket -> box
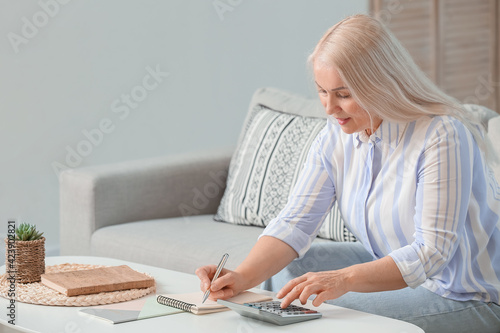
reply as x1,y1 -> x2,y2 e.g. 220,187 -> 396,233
4,237 -> 45,283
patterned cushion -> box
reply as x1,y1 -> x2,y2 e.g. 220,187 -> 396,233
214,105 -> 356,242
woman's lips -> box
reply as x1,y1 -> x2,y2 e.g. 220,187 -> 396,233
337,117 -> 351,125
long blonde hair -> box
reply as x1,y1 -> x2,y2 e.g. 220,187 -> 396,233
308,14 -> 487,154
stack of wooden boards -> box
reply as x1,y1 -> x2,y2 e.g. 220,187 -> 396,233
41,265 -> 154,296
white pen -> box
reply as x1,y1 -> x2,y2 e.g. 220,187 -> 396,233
202,253 -> 229,304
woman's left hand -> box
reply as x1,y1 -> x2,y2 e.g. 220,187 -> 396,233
276,256 -> 408,309
276,270 -> 350,308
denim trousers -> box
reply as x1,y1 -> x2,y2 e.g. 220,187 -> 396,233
261,241 -> 500,333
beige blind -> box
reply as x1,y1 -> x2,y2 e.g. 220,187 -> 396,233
371,0 -> 499,112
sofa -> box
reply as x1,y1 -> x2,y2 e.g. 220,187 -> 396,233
60,87 -> 500,275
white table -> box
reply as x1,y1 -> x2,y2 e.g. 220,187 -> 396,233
0,256 -> 424,333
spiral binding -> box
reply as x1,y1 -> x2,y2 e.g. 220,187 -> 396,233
157,295 -> 195,312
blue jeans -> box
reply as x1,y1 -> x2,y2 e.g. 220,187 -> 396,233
261,241 -> 500,333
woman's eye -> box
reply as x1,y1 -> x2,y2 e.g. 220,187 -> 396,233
336,92 -> 350,99
318,89 -> 327,95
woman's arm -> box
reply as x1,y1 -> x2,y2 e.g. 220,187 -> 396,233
388,117 -> 474,289
196,125 -> 337,300
198,237 -> 407,307
195,236 -> 298,300
277,255 -> 407,308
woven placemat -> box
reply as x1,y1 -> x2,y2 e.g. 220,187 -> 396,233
0,263 -> 156,306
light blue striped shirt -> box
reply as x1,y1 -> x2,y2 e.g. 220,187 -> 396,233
261,115 -> 500,303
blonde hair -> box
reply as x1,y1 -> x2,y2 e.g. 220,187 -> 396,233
308,14 -> 487,154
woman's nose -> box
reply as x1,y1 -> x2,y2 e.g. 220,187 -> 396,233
324,98 -> 339,115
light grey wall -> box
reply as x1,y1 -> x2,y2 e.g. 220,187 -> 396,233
0,1 -> 368,257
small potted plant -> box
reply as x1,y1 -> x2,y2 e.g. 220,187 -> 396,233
5,223 -> 45,283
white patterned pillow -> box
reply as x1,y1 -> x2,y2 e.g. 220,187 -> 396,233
487,116 -> 500,183
214,105 -> 355,242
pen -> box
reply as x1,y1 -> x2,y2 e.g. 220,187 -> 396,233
202,253 -> 229,304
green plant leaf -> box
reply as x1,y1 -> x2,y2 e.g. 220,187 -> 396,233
15,223 -> 43,241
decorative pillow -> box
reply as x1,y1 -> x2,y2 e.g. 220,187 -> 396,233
463,104 -> 500,183
487,116 -> 500,183
214,105 -> 356,242
463,104 -> 499,129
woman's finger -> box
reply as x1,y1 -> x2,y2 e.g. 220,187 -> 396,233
276,275 -> 307,299
312,290 -> 331,307
208,286 -> 235,301
195,265 -> 217,291
209,268 -> 232,291
279,280 -> 309,308
298,283 -> 322,305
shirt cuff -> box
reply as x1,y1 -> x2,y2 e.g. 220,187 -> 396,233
259,218 -> 314,258
388,244 -> 427,289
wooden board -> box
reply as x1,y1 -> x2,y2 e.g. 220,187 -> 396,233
371,0 -> 500,111
41,265 -> 155,297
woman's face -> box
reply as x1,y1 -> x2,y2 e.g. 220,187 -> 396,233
313,62 -> 381,135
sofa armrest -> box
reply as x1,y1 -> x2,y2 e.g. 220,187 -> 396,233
60,146 -> 234,255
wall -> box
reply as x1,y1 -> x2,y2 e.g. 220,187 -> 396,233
0,0 -> 368,258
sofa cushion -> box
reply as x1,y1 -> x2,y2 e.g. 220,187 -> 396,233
91,215 -> 265,274
214,103 -> 355,242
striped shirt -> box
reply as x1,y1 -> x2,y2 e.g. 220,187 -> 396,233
261,114 -> 500,303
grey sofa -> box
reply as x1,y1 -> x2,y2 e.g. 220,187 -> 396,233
60,87 -> 500,275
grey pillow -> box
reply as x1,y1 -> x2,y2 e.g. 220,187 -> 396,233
214,105 -> 355,242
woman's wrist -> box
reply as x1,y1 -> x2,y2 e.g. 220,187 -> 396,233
233,236 -> 298,291
233,264 -> 262,291
339,266 -> 356,293
341,256 -> 407,293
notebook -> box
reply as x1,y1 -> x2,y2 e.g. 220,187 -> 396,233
79,296 -> 182,324
156,291 -> 273,315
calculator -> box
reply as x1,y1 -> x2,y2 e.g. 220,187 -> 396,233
217,300 -> 322,326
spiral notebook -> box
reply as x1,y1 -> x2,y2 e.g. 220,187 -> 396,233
156,291 -> 273,315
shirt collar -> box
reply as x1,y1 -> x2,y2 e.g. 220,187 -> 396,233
352,120 -> 406,149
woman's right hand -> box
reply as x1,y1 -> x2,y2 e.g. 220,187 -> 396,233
195,236 -> 298,302
195,265 -> 246,301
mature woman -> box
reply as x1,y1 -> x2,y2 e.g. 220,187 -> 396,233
196,14 -> 500,332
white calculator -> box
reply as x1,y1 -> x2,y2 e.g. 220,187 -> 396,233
217,300 -> 322,326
